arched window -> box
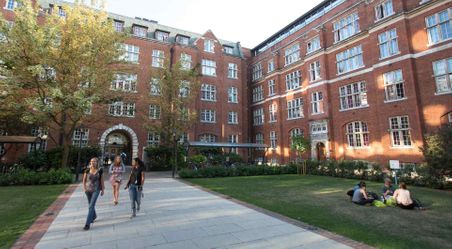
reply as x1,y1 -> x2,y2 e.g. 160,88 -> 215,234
346,121 -> 369,147
199,134 -> 217,143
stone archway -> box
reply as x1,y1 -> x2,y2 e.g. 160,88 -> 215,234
99,124 -> 139,163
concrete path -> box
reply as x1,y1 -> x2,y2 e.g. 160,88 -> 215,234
35,172 -> 353,249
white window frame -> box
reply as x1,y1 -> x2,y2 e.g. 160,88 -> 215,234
253,108 -> 264,126
383,69 -> 406,102
309,61 -> 321,82
346,121 -> 369,148
426,8 -> 452,45
111,74 -> 137,92
285,71 -> 301,91
149,104 -> 161,119
201,84 -> 217,102
307,36 -> 321,54
180,53 -> 192,70
114,21 -> 124,32
201,59 -> 216,76
228,111 -> 238,124
200,109 -> 216,123
339,81 -> 368,111
179,80 -> 190,98
252,85 -> 264,103
4,0 -> 17,10
150,78 -> 161,96
228,63 -> 238,79
228,134 -> 239,153
122,44 -> 139,63
287,98 -> 304,120
223,46 -> 234,54
333,12 -> 360,43
268,59 -> 275,73
268,80 -> 276,96
152,50 -> 165,68
29,127 -> 48,152
269,104 -> 277,123
378,28 -> 399,59
204,39 -> 215,53
147,132 -> 160,147
73,128 -> 89,148
389,116 -> 412,147
375,0 -> 394,21
270,131 -> 277,150
432,57 -> 452,94
252,63 -> 263,81
284,43 -> 301,66
228,87 -> 238,103
108,102 -> 135,117
176,35 -> 190,45
311,92 -> 324,115
155,31 -> 169,41
133,25 -> 147,38
336,45 -> 364,74
310,120 -> 328,134
199,134 -> 216,143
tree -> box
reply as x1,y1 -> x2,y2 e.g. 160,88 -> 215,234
0,1 -> 124,168
290,135 -> 311,175
146,60 -> 200,177
420,124 -> 452,180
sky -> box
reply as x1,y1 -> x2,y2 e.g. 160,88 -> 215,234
100,0 -> 324,48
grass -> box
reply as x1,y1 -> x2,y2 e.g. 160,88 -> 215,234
186,175 -> 452,249
0,184 -> 68,249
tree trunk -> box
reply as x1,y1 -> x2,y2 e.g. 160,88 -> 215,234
172,140 -> 177,178
61,134 -> 70,168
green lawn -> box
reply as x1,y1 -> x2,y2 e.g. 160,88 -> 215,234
186,175 -> 452,249
0,185 -> 68,249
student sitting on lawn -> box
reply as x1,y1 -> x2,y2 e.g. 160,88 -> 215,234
352,182 -> 374,205
347,181 -> 365,199
393,182 -> 416,209
381,178 -> 395,202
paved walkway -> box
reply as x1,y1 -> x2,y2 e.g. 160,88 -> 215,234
35,173 -> 353,249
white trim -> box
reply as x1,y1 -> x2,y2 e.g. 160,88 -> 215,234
99,124 -> 139,160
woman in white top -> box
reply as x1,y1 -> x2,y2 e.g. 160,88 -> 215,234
393,182 -> 414,209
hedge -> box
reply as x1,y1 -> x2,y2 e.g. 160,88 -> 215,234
0,167 -> 73,186
178,164 -> 297,178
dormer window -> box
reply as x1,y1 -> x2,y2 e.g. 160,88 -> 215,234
204,39 -> 215,53
133,25 -> 147,38
176,35 -> 190,45
114,20 -> 124,33
223,46 -> 233,54
155,30 -> 170,41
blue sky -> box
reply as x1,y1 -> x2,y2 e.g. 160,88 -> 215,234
99,0 -> 323,48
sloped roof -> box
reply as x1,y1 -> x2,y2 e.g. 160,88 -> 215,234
0,136 -> 42,144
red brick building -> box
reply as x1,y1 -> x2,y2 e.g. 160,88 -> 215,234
1,0 -> 451,167
249,0 -> 452,166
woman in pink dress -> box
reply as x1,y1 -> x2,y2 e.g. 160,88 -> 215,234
109,155 -> 125,205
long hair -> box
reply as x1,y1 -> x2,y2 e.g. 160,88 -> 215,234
134,157 -> 144,169
90,157 -> 99,169
114,155 -> 122,166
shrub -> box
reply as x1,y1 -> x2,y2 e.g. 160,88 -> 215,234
0,167 -> 73,186
145,145 -> 185,171
179,164 -> 297,178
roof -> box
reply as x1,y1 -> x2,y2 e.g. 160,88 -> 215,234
252,0 -> 346,55
187,141 -> 270,149
38,0 -> 244,58
0,136 -> 42,144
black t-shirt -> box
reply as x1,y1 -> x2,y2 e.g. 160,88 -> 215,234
130,167 -> 143,186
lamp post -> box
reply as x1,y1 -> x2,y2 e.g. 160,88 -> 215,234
171,130 -> 177,178
75,126 -> 85,182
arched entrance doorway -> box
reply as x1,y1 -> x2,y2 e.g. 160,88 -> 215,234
99,124 -> 139,166
316,142 -> 326,161
105,131 -> 131,164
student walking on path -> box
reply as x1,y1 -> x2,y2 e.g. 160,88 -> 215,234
125,157 -> 145,218
109,155 -> 125,205
82,157 -> 105,230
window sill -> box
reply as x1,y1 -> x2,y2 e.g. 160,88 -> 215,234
306,48 -> 322,56
201,99 -> 217,102
374,13 -> 395,23
427,37 -> 452,48
227,77 -> 238,80
384,97 -> 407,104
228,123 -> 238,125
311,112 -> 324,116
200,121 -> 216,124
379,52 -> 401,61
339,105 -> 369,112
269,121 -> 277,123
435,91 -> 452,96
285,87 -> 302,93
268,94 -> 276,97
228,101 -> 239,104
336,65 -> 366,76
3,7 -> 14,11
309,79 -> 322,84
346,146 -> 370,150
390,146 -> 414,149
202,74 -> 217,77
287,117 -> 304,121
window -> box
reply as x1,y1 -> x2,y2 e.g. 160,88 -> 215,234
178,133 -> 189,144
204,39 -> 215,53
339,82 -> 368,110
311,92 -> 324,114
375,0 -> 394,21
285,71 -> 301,91
383,70 -> 405,101
147,132 -> 160,147
201,59 -> 216,76
309,61 -> 321,82
252,85 -> 264,102
255,133 -> 264,145
311,120 -> 328,134
379,28 -> 399,59
252,63 -> 263,81
426,8 -> 452,45
149,105 -> 161,119
176,35 -> 190,45
228,135 -> 238,153
228,63 -> 238,79
200,109 -> 216,123
133,25 -> 147,38
111,74 -> 137,92
150,78 -> 161,96
73,128 -> 89,148
285,43 -> 300,66
336,45 -> 363,74
287,98 -> 304,119
4,0 -> 16,10
152,50 -> 165,68
155,31 -> 169,41
269,104 -> 277,122
270,131 -> 277,150
108,102 -> 135,117
201,84 -> 216,101
432,57 -> 452,94
228,112 -> 238,124
122,44 -> 139,63
253,108 -> 264,126
199,134 -> 216,143
390,116 -> 412,147
29,127 -> 48,152
333,13 -> 360,42
223,46 -> 233,54
114,20 -> 124,32
307,36 -> 321,54
180,53 -> 192,70
346,121 -> 369,147
268,60 -> 275,73
228,87 -> 238,103
179,81 -> 190,98
268,80 -> 276,96
289,128 -> 303,145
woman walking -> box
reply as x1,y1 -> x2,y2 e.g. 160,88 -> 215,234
109,155 -> 125,205
125,157 -> 145,218
82,157 -> 105,230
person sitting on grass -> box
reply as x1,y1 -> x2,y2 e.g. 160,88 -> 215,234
381,178 -> 395,202
347,181 -> 365,199
393,182 -> 416,209
352,182 -> 374,205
